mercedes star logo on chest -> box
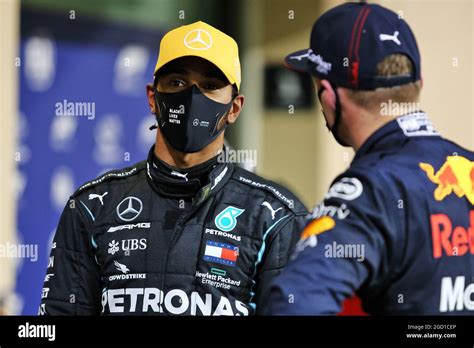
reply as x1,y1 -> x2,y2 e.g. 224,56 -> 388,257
116,197 -> 143,221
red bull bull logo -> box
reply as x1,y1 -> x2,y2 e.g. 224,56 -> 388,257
419,156 -> 474,205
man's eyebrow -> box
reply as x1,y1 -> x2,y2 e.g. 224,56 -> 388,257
205,71 -> 227,81
159,67 -> 227,82
159,68 -> 189,77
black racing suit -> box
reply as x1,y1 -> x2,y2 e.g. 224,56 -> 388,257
39,147 -> 307,315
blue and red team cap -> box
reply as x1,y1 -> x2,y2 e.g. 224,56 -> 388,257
285,2 -> 421,90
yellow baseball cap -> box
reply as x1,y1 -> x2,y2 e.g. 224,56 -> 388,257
154,21 -> 241,91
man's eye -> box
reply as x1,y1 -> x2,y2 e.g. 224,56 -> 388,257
170,79 -> 185,87
204,83 -> 219,91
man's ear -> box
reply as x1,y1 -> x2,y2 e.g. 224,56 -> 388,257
146,83 -> 156,113
320,79 -> 336,110
226,94 -> 245,125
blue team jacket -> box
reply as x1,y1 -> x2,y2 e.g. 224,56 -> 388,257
268,112 -> 474,315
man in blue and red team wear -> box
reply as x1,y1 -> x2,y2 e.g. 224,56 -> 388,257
268,2 -> 474,315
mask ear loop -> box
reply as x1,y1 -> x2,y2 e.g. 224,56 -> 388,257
209,91 -> 237,136
329,82 -> 342,137
319,82 -> 347,146
317,82 -> 348,146
317,84 -> 339,131
149,84 -> 162,131
329,82 -> 351,146
317,87 -> 325,102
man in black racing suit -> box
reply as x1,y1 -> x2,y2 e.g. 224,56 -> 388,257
39,21 -> 307,316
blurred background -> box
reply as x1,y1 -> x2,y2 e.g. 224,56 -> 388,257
0,0 -> 472,314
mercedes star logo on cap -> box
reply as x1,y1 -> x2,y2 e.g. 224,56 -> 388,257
184,29 -> 213,50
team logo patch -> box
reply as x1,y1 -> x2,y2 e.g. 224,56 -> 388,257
325,178 -> 363,201
419,156 -> 474,205
184,29 -> 213,50
116,197 -> 143,222
300,216 -> 336,240
214,206 -> 244,232
203,241 -> 239,267
396,112 -> 439,137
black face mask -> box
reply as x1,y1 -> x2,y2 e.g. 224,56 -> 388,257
318,84 -> 350,147
153,85 -> 233,153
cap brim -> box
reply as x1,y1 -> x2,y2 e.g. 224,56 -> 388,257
284,49 -> 312,73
